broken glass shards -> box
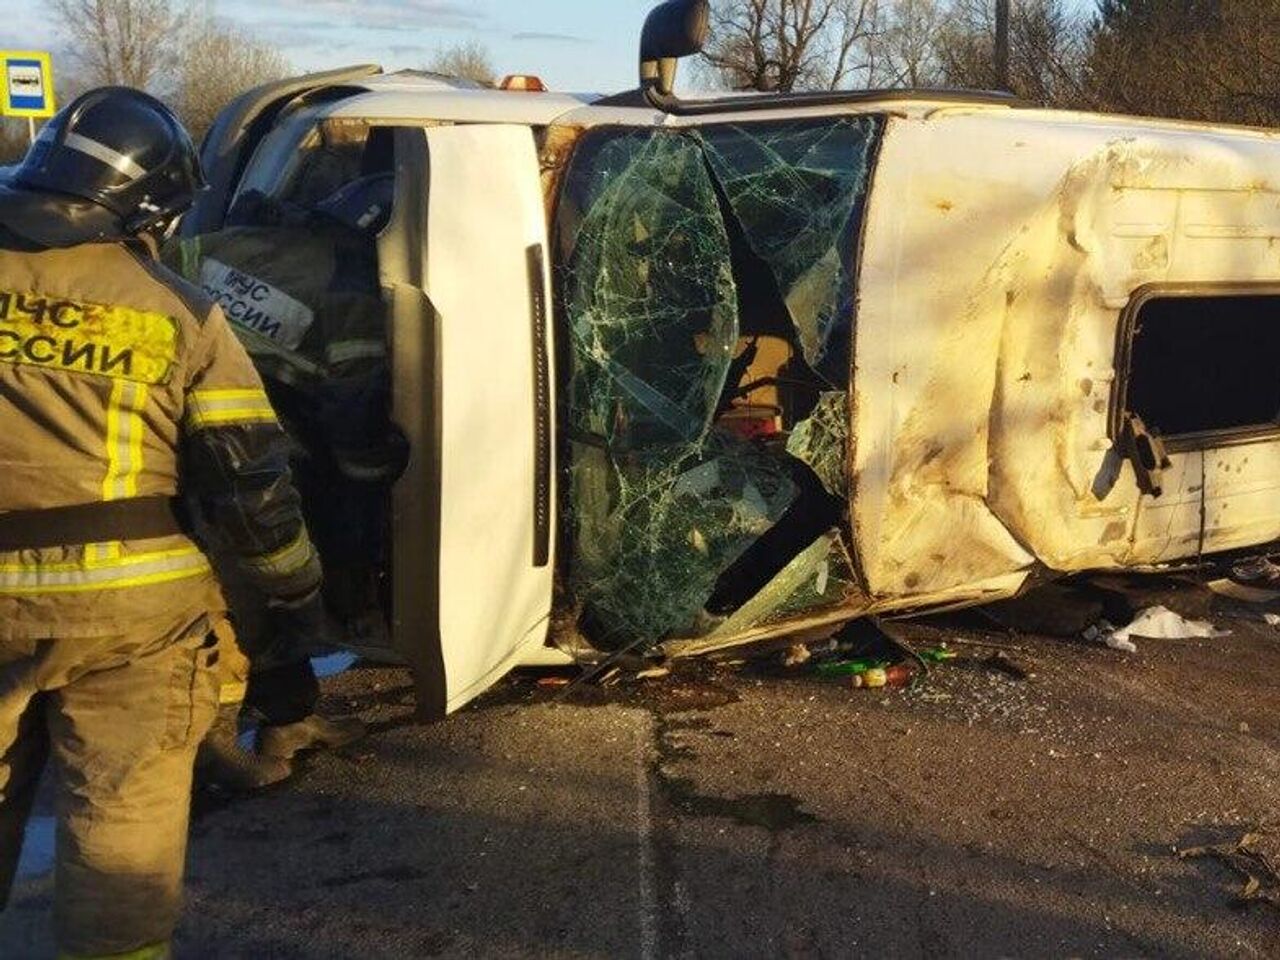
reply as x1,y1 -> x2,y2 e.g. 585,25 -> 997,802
785,391 -> 850,499
570,433 -> 798,648
664,530 -> 861,657
698,117 -> 880,386
562,130 -> 739,449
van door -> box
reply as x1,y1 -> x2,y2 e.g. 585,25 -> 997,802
382,125 -> 555,718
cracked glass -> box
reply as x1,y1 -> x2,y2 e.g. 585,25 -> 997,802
699,117 -> 879,385
679,530 -> 861,654
570,433 -> 797,647
785,391 -> 850,499
562,130 -> 739,449
558,118 -> 879,650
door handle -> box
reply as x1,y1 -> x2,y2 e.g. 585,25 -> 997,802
1119,413 -> 1172,497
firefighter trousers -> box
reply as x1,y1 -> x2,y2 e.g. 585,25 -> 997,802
0,614 -> 218,957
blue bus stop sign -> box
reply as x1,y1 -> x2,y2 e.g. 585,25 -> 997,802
2,52 -> 56,118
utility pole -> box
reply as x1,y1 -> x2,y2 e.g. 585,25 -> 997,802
995,0 -> 1010,90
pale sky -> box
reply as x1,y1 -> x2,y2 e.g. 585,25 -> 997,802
1,0 -> 655,94
2,0 -> 1099,96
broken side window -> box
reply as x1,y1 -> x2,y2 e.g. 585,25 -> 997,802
698,117 -> 881,386
561,130 -> 739,449
664,530 -> 862,657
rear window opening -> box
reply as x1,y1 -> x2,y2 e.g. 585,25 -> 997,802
1121,291 -> 1280,446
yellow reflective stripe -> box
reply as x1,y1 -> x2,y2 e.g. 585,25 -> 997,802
188,407 -> 277,428
126,385 -> 147,497
0,546 -> 210,595
219,680 -> 248,705
91,379 -> 149,562
101,379 -> 149,500
192,389 -> 270,402
185,388 -> 277,431
245,529 -> 315,578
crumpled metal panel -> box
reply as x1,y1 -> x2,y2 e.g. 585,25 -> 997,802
570,433 -> 797,647
699,117 -> 879,385
563,130 -> 739,448
785,391 -> 849,498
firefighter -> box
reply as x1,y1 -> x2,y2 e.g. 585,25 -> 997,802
0,87 -> 328,958
172,169 -> 401,789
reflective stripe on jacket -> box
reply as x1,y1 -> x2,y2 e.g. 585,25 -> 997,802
0,231 -> 320,639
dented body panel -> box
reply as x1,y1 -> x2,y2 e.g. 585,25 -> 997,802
853,110 -> 1280,611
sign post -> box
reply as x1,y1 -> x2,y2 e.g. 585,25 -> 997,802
0,51 -> 57,144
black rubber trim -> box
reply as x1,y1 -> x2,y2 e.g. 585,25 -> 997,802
597,85 -> 1025,114
528,243 -> 553,568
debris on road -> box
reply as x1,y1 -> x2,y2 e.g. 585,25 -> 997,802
983,651 -> 1033,681
1179,827 -> 1280,912
851,663 -> 914,688
1084,605 -> 1231,653
782,643 -> 812,667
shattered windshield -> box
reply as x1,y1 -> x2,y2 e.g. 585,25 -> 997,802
562,130 -> 738,448
699,118 -> 878,386
559,116 -> 881,650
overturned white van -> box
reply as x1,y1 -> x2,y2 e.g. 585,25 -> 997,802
181,2 -> 1280,717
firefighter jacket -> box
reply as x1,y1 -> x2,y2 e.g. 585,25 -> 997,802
172,224 -> 401,483
0,230 -> 321,640
173,224 -> 386,387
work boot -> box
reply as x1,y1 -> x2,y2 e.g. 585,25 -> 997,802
196,704 -> 293,792
257,713 -> 367,761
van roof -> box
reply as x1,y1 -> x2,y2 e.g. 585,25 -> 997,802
321,68 -> 1280,142
326,71 -> 602,125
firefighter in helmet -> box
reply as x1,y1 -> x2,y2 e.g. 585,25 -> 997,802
0,87 -> 329,958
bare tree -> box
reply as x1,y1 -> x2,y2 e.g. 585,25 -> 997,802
427,41 -> 497,87
934,0 -> 1086,105
700,0 -> 881,93
871,0 -> 943,87
176,18 -> 289,141
1083,0 -> 1280,125
50,0 -> 193,92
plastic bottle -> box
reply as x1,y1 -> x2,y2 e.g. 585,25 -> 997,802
851,663 -> 915,688
815,658 -> 885,678
852,667 -> 888,688
918,646 -> 956,663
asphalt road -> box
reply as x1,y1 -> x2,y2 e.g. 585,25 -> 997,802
4,583 -> 1280,958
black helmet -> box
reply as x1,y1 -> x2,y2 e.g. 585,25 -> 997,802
0,86 -> 206,248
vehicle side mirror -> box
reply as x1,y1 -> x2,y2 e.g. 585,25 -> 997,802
640,0 -> 711,100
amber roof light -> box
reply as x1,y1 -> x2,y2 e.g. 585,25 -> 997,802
500,75 -> 547,92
